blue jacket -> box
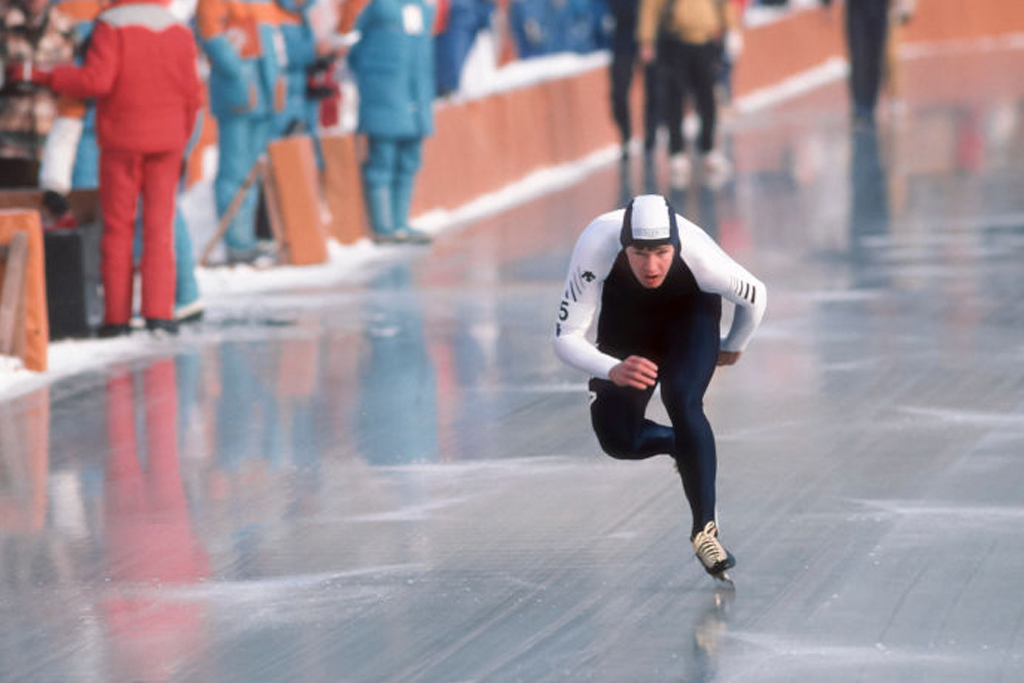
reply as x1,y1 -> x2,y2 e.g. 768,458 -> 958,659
275,0 -> 316,86
196,0 -> 288,119
348,0 -> 435,138
274,0 -> 317,131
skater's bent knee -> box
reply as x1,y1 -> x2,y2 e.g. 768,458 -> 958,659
594,430 -> 635,460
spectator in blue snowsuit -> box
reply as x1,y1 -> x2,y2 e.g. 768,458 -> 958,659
434,0 -> 493,97
274,0 -> 319,139
509,0 -> 600,58
348,0 -> 435,244
196,0 -> 288,264
509,0 -> 555,57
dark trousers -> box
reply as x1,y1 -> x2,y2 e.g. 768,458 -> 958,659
589,293 -> 722,536
658,38 -> 720,155
610,44 -> 662,151
845,0 -> 890,119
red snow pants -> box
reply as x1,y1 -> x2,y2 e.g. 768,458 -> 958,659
99,146 -> 183,324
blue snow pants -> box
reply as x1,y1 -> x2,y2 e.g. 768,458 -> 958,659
215,114 -> 274,255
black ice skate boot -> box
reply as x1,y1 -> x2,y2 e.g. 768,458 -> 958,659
692,521 -> 736,584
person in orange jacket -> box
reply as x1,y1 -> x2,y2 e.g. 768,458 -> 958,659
5,0 -> 202,336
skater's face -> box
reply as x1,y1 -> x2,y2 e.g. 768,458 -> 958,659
626,244 -> 674,289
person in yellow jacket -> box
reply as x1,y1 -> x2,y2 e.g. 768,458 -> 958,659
637,0 -> 739,188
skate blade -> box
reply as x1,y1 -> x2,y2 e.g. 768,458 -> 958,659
712,571 -> 734,587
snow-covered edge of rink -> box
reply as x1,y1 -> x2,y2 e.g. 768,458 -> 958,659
0,139 -> 626,401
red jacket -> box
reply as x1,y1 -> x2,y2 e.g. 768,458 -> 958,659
51,1 -> 201,152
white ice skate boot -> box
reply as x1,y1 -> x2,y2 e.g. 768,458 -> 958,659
670,153 -> 691,188
692,521 -> 736,583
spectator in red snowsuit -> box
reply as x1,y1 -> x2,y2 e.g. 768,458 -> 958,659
5,0 -> 201,336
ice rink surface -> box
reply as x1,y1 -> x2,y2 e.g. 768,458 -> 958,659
3,44 -> 1024,683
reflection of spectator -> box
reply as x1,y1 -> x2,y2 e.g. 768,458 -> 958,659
7,0 -> 202,336
638,0 -> 737,187
358,265 -> 438,464
214,341 -> 282,469
850,126 -> 889,243
102,360 -> 209,682
348,0 -> 435,243
607,0 -> 662,160
0,0 -> 76,186
196,0 -> 285,264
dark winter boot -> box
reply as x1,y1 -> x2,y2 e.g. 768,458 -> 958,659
145,318 -> 179,337
97,323 -> 131,338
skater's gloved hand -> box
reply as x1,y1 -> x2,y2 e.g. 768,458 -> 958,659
4,62 -> 53,89
609,355 -> 659,390
725,30 -> 743,60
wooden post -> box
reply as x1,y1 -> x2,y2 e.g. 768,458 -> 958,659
199,157 -> 264,266
0,232 -> 29,357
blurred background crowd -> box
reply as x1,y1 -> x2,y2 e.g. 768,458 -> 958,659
0,0 -> 910,336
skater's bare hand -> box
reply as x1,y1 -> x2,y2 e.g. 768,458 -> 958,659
716,351 -> 742,366
639,44 -> 655,65
609,356 -> 659,389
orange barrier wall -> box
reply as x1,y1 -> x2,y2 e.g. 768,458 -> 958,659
734,6 -> 844,97
412,66 -> 619,217
0,210 -> 49,371
735,0 -> 1024,97
902,0 -> 1024,43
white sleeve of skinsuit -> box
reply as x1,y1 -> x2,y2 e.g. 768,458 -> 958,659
551,211 -> 768,378
551,211 -> 625,380
676,215 -> 767,352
